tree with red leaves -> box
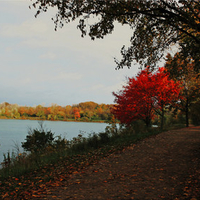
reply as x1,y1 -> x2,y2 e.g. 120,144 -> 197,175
153,67 -> 183,129
112,67 -> 182,129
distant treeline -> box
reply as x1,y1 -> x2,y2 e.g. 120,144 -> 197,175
0,102 -> 113,122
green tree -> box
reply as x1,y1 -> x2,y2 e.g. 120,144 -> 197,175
31,0 -> 200,69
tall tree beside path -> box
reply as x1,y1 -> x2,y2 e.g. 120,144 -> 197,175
31,0 -> 200,69
112,67 -> 182,129
165,53 -> 200,127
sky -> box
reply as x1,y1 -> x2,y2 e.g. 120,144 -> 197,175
0,0 -> 141,107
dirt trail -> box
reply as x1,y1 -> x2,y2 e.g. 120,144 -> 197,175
43,127 -> 200,200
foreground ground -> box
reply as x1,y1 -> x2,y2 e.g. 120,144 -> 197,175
42,126 -> 200,200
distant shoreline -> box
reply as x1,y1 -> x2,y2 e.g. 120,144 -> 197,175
0,117 -> 107,123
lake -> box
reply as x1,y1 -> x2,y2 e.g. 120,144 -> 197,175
0,119 -> 108,165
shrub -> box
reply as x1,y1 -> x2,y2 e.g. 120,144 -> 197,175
21,122 -> 54,153
87,133 -> 99,149
190,101 -> 200,125
53,136 -> 69,151
130,120 -> 147,134
99,132 -> 110,144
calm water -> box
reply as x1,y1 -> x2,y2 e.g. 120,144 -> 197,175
0,119 -> 108,165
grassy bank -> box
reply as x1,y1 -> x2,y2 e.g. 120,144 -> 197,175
0,123 -> 162,199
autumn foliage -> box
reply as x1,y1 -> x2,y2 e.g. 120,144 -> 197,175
112,67 -> 182,128
0,101 -> 112,122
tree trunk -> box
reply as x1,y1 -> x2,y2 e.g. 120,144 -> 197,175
185,97 -> 189,127
161,104 -> 164,130
145,116 -> 151,128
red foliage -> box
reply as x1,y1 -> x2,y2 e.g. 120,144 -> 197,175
74,111 -> 81,120
112,67 -> 182,127
73,107 -> 81,120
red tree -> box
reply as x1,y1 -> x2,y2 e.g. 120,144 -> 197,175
152,67 -> 182,129
112,67 -> 181,128
72,107 -> 81,120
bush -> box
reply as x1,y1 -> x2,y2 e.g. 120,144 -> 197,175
190,101 -> 200,125
129,120 -> 147,134
53,136 -> 69,151
21,122 -> 54,153
87,133 -> 99,149
99,132 -> 110,144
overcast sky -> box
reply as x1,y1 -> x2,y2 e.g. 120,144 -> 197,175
0,0 -> 141,107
